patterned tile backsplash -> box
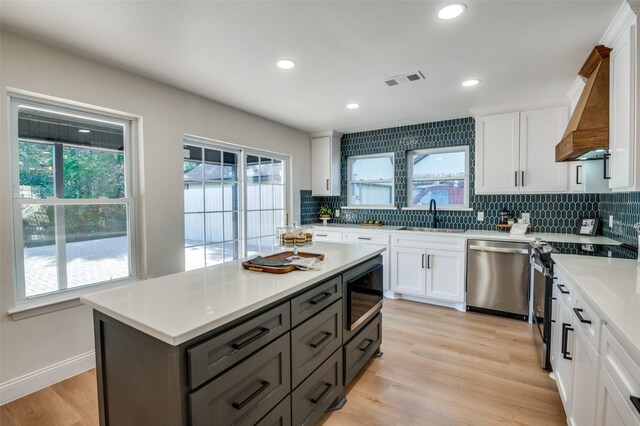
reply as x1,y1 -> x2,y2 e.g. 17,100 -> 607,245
599,192 -> 640,246
302,117 -> 603,235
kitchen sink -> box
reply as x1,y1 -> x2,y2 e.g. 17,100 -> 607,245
400,227 -> 466,234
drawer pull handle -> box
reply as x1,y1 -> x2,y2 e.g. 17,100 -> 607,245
309,292 -> 331,305
310,382 -> 333,404
309,331 -> 332,349
358,338 -> 375,352
631,396 -> 640,415
358,237 -> 372,240
573,308 -> 592,324
561,323 -> 574,360
231,327 -> 270,350
557,284 -> 570,294
316,234 -> 328,237
232,380 -> 270,410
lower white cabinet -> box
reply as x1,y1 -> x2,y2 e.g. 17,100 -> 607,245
569,324 -> 600,426
390,246 -> 465,303
553,288 -> 575,411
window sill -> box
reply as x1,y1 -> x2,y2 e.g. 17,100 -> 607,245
8,277 -> 142,320
401,207 -> 473,212
341,206 -> 398,210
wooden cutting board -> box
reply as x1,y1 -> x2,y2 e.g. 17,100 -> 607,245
242,252 -> 325,274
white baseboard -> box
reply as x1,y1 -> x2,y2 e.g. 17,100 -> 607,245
0,351 -> 95,405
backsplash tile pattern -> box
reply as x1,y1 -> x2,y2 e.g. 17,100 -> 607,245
300,190 -> 318,225
599,192 -> 640,246
302,117 -> 600,233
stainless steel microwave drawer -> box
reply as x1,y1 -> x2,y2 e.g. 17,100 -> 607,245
291,276 -> 342,327
187,302 -> 290,389
291,299 -> 343,388
344,313 -> 381,385
189,333 -> 291,426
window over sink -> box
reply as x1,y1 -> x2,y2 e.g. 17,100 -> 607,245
347,153 -> 395,207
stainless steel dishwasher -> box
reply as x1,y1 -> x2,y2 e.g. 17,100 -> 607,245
466,239 -> 530,320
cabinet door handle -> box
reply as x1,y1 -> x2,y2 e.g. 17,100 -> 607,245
561,323 -> 574,360
557,284 -> 570,294
232,380 -> 270,410
421,254 -> 425,269
231,327 -> 270,350
358,338 -> 375,352
576,165 -> 582,185
309,292 -> 331,305
358,237 -> 372,240
326,179 -> 329,191
316,233 -> 328,237
514,171 -> 518,187
630,396 -> 640,415
310,382 -> 334,404
603,153 -> 611,180
573,308 -> 592,324
309,331 -> 332,348
427,254 -> 431,269
521,171 -> 525,187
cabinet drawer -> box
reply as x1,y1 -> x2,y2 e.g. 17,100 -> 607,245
554,274 -> 574,307
256,395 -> 291,426
343,232 -> 389,245
189,334 -> 291,426
291,276 -> 342,327
344,313 -> 382,385
573,292 -> 603,352
292,348 -> 343,426
188,302 -> 290,389
392,234 -> 465,251
291,300 -> 343,388
313,229 -> 342,242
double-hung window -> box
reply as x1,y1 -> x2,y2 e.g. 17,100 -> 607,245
183,138 -> 288,270
407,146 -> 469,209
10,96 -> 136,301
347,153 -> 394,207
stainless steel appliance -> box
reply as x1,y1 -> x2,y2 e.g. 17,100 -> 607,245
342,256 -> 383,342
466,240 -> 530,320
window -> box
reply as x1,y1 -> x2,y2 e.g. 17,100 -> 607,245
183,139 -> 288,270
407,146 -> 469,209
10,96 -> 135,301
347,153 -> 394,207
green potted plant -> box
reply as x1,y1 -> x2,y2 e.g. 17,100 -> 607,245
318,204 -> 332,219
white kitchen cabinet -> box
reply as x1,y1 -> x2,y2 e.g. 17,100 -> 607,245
311,131 -> 341,196
609,15 -> 638,192
390,246 -> 426,296
568,324 -> 600,426
475,106 -> 569,194
555,294 -> 575,411
342,231 -> 390,291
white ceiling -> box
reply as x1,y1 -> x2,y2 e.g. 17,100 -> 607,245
0,1 -> 622,134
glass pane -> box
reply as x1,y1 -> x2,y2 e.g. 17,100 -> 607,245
204,149 -> 221,163
223,212 -> 238,241
259,158 -> 272,183
205,212 -> 224,243
202,149 -> 222,181
184,213 -> 204,246
223,183 -> 238,211
246,238 -> 260,258
184,160 -> 201,179
185,245 -> 205,271
261,184 -> 274,210
246,211 -> 260,238
273,210 -> 285,229
205,243 -> 224,266
261,211 -> 275,237
411,180 -> 465,206
22,204 -> 58,297
412,151 -> 465,179
183,145 -> 202,161
273,185 -> 284,210
223,152 -> 238,181
204,182 -> 222,212
184,181 -> 203,213
350,156 -> 393,181
246,155 -> 261,183
224,241 -> 239,262
271,160 -> 283,184
350,182 -> 393,206
63,145 -> 125,199
246,182 -> 260,210
18,141 -> 54,199
65,204 -> 129,288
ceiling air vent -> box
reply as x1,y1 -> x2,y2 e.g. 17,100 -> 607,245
384,71 -> 425,87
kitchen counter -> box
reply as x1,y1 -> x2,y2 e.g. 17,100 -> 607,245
551,254 -> 640,360
309,222 -> 405,231
81,242 -> 384,346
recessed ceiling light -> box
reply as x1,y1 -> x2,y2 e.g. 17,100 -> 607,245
438,3 -> 466,20
276,59 -> 296,70
346,103 -> 360,109
462,79 -> 481,87
78,129 -> 91,133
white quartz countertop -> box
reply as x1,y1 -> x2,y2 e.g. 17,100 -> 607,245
551,254 -> 640,360
81,242 -> 384,346
309,223 -> 406,231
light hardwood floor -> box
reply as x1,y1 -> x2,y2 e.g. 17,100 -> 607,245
1,299 -> 565,425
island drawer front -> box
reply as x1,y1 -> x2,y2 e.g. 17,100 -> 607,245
291,300 -> 343,388
292,348 -> 343,426
313,230 -> 342,242
342,232 -> 389,245
255,395 -> 291,426
188,302 -> 291,389
344,313 -> 381,385
189,333 -> 291,426
291,277 -> 342,327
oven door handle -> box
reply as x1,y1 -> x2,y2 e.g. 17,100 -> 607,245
469,245 -> 529,255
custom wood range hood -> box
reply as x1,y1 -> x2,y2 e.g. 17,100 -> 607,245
555,45 -> 612,162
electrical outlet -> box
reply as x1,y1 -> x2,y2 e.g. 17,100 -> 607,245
335,209 -> 340,218
609,215 -> 614,228
477,211 -> 484,221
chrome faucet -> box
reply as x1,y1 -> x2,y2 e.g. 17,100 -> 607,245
429,199 -> 438,228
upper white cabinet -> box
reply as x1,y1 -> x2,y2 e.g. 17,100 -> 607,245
311,131 -> 342,196
475,106 -> 569,194
609,12 -> 638,192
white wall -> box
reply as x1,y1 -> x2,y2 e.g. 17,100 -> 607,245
0,31 -> 311,385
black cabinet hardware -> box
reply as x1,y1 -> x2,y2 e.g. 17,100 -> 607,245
576,165 -> 582,185
421,254 -> 425,269
521,171 -> 525,186
358,338 -> 375,352
310,383 -> 333,404
231,327 -> 270,350
427,254 -> 431,269
573,308 -> 592,324
631,395 -> 640,414
557,284 -> 570,294
309,331 -> 332,349
325,179 -> 329,190
232,380 -> 270,410
561,323 -> 574,360
309,292 -> 331,305
514,171 -> 518,186
603,154 -> 611,180
358,237 -> 372,240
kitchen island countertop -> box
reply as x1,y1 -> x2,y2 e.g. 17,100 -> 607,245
81,242 -> 384,346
